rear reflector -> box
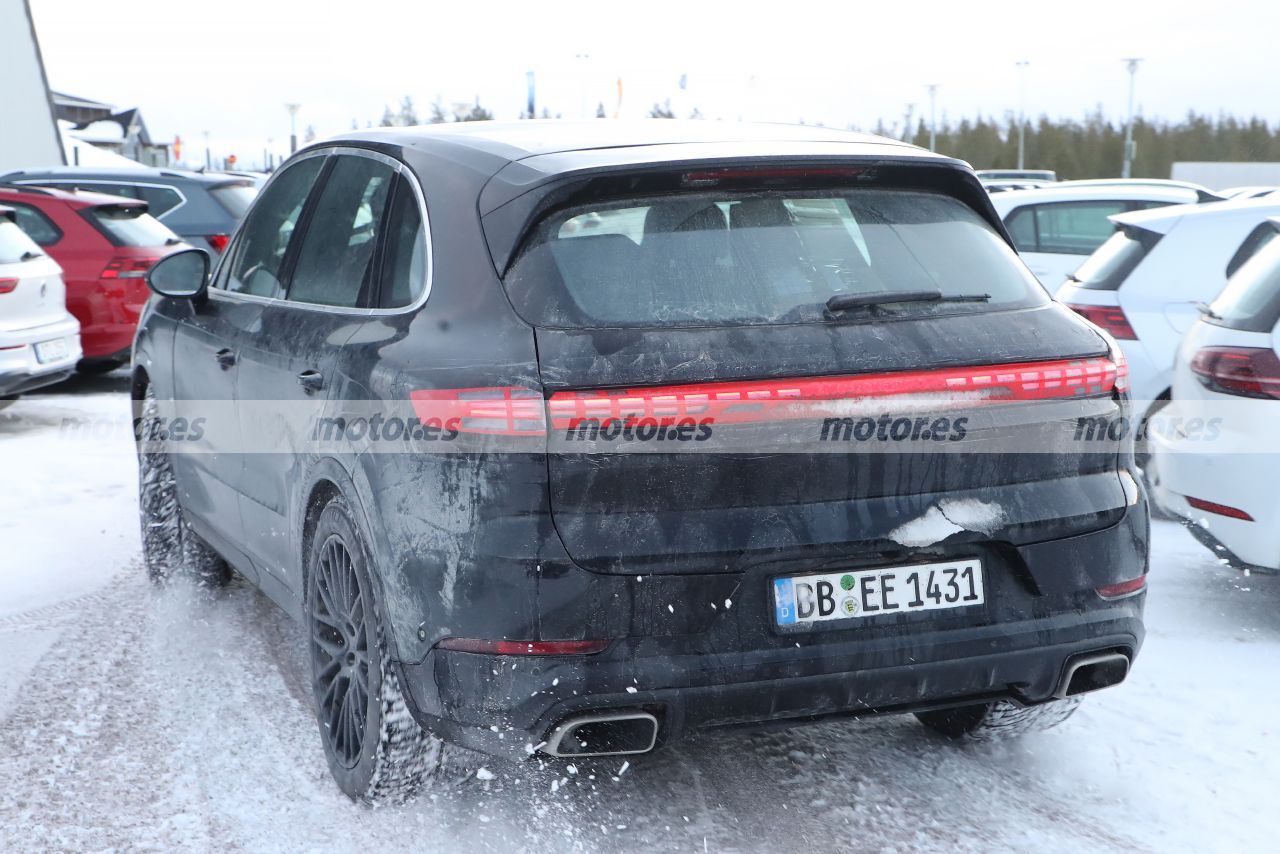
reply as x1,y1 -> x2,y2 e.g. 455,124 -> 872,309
1096,576 -> 1147,599
1186,496 -> 1255,521
0,278 -> 17,294
1066,304 -> 1138,340
207,234 -> 231,254
436,638 -> 610,655
1189,346 -> 1280,400
101,257 -> 159,279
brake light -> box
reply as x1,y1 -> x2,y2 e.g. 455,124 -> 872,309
436,638 -> 610,655
547,357 -> 1123,429
101,257 -> 159,280
1189,346 -> 1280,400
0,278 -> 17,294
1186,496 -> 1255,521
207,234 -> 231,254
682,166 -> 870,187
1112,344 -> 1130,392
409,386 -> 545,435
1066,304 -> 1138,340
1096,576 -> 1147,599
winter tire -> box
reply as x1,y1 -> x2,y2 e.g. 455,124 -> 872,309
136,384 -> 230,587
307,495 -> 449,805
915,697 -> 1081,742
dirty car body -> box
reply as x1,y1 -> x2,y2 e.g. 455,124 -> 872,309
133,122 -> 1148,775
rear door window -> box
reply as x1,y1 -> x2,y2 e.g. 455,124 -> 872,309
504,188 -> 1047,328
1210,232 -> 1280,332
287,155 -> 394,309
220,156 -> 325,299
8,203 -> 62,246
1005,201 -> 1128,255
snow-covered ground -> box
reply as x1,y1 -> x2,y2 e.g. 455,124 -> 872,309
1,374 -> 1277,853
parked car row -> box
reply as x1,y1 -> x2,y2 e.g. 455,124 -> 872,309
989,178 -> 1280,572
0,167 -> 257,401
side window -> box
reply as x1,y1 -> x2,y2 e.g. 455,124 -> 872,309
288,155 -> 394,308
134,185 -> 184,217
222,156 -> 325,298
377,174 -> 427,309
76,182 -> 143,201
1005,207 -> 1037,252
9,204 -> 62,246
1033,201 -> 1128,255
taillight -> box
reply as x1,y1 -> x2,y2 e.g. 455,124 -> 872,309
1186,496 -> 1255,521
1066,303 -> 1138,340
0,278 -> 17,294
1189,346 -> 1280,400
207,234 -> 231,254
547,357 -> 1123,429
1096,576 -> 1147,599
436,638 -> 609,655
409,386 -> 545,435
101,257 -> 159,280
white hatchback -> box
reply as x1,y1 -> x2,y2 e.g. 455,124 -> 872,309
1150,217 -> 1280,571
0,206 -> 81,401
990,182 -> 1207,287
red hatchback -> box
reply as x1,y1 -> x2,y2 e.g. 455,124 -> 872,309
0,184 -> 185,372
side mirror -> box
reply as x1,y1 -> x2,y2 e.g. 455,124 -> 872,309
147,248 -> 211,299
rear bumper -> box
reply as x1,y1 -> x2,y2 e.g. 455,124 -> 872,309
66,278 -> 147,359
398,509 -> 1148,761
0,315 -> 82,396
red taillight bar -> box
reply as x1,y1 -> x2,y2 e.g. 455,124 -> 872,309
1189,346 -> 1280,400
436,637 -> 610,655
0,278 -> 17,294
101,257 -> 159,280
1186,496 -> 1255,521
1066,304 -> 1138,341
411,358 -> 1123,436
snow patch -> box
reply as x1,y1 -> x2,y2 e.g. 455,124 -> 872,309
887,499 -> 1005,547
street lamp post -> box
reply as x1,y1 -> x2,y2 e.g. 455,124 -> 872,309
1121,58 -> 1142,179
285,103 -> 301,154
926,84 -> 938,150
1015,60 -> 1030,170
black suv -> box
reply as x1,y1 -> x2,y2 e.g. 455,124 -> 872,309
0,166 -> 256,257
133,122 -> 1148,803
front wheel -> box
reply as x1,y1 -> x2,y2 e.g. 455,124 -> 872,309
136,384 -> 230,587
915,698 -> 1081,742
307,496 -> 450,804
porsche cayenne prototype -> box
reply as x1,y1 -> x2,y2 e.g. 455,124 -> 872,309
132,122 -> 1148,803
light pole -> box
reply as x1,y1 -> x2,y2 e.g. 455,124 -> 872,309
1121,58 -> 1142,179
926,84 -> 938,150
285,103 -> 301,154
1015,60 -> 1030,170
202,130 -> 211,170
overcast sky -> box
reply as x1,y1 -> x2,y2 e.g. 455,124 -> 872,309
29,0 -> 1280,169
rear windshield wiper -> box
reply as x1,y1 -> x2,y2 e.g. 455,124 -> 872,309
20,250 -> 43,261
825,290 -> 991,313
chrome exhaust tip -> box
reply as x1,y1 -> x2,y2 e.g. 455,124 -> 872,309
1056,652 -> 1130,699
543,711 -> 659,757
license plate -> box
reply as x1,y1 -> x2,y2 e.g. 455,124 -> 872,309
773,558 -> 984,627
35,338 -> 69,364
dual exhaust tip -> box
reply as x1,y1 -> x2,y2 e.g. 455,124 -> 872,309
541,651 -> 1130,757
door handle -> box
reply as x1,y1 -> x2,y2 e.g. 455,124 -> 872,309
297,369 -> 325,393
214,348 -> 236,369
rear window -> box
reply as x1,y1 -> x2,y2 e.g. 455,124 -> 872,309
1069,227 -> 1160,291
1209,232 -> 1280,332
210,183 -> 258,218
83,205 -> 178,247
0,220 -> 42,264
503,189 -> 1047,328
1224,222 -> 1279,279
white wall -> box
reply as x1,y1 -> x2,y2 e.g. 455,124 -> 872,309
1171,162 -> 1280,190
0,0 -> 64,172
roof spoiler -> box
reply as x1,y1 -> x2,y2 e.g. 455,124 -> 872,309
0,206 -> 14,224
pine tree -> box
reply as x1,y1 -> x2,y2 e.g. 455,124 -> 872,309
398,96 -> 419,127
649,99 -> 676,119
461,99 -> 494,122
595,102 -> 607,118
429,99 -> 449,124
379,106 -> 396,127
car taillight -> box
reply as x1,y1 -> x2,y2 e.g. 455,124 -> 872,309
546,357 -> 1123,429
409,386 -> 546,435
1186,496 -> 1255,521
1189,346 -> 1280,400
1066,304 -> 1138,340
0,278 -> 17,294
436,638 -> 609,655
101,257 -> 159,279
207,234 -> 231,254
1096,576 -> 1147,599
